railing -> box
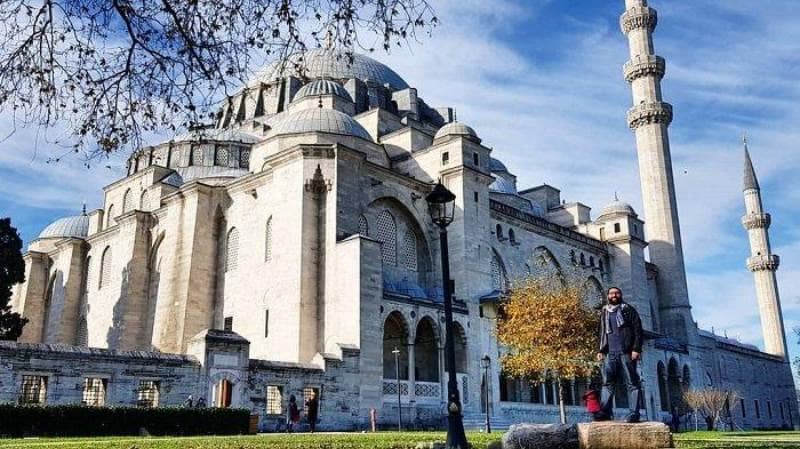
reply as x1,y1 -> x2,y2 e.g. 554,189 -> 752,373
382,380 -> 409,396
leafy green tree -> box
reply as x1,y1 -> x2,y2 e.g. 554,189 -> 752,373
0,217 -> 28,340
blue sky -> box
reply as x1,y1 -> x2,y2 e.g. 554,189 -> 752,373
1,1 -> 799,370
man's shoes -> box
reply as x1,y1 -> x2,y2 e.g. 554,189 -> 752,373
593,412 -> 613,422
625,413 -> 641,423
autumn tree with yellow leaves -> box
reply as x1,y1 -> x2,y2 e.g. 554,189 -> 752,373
497,276 -> 601,424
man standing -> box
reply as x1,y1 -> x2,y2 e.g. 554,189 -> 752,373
595,287 -> 644,423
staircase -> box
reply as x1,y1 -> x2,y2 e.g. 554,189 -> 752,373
461,413 -> 514,432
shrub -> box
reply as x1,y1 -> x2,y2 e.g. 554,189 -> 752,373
0,404 -> 250,437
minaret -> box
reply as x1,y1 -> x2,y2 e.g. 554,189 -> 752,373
620,0 -> 692,341
741,140 -> 787,359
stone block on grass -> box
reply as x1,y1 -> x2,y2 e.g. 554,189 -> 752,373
576,422 -> 673,449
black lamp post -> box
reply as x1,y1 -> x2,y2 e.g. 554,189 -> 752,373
481,354 -> 492,434
393,346 -> 402,431
425,182 -> 468,449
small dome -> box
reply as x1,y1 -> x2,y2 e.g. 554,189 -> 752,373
269,108 -> 372,141
599,199 -> 637,218
39,215 -> 89,240
489,157 -> 508,173
293,79 -> 353,102
434,122 -> 481,143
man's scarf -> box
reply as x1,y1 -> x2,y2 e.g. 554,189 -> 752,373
604,303 -> 626,334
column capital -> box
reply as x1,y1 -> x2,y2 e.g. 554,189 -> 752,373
627,101 -> 673,129
747,254 -> 780,272
742,213 -> 771,230
621,6 -> 658,35
624,55 -> 665,82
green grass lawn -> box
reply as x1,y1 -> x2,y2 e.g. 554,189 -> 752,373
4,430 -> 800,448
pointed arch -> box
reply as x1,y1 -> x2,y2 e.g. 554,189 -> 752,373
383,311 -> 409,380
122,188 -> 134,213
668,358 -> 684,412
490,248 -> 509,292
140,190 -> 150,211
583,276 -> 604,307
99,246 -> 112,289
145,232 -> 165,348
264,217 -> 273,262
414,316 -> 440,382
532,246 -> 564,285
657,361 -> 669,411
225,228 -> 240,272
76,315 -> 88,347
42,273 -> 57,342
376,210 -> 397,266
106,205 -> 115,228
452,321 -> 468,374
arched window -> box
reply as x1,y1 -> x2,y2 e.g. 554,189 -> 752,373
508,229 -> 516,244
264,218 -> 273,262
122,188 -> 134,213
99,246 -> 112,289
657,361 -> 669,411
599,259 -> 604,272
580,253 -> 586,266
496,224 -> 504,240
358,215 -> 369,237
376,211 -> 397,266
76,316 -> 88,346
106,205 -> 115,228
589,256 -> 595,267
226,228 -> 240,272
400,230 -> 418,271
140,190 -> 150,211
490,250 -> 508,291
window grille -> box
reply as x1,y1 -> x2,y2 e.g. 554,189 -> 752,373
191,146 -> 204,165
226,228 -> 240,272
376,211 -> 397,266
122,189 -> 134,213
82,378 -> 106,407
99,246 -> 112,289
358,215 -> 369,236
137,380 -> 160,407
215,147 -> 230,166
266,385 -> 283,415
19,375 -> 47,405
240,149 -> 251,169
303,387 -> 320,414
265,218 -> 273,262
490,252 -> 507,291
401,230 -> 418,271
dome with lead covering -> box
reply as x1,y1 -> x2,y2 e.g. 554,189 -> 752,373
170,127 -> 261,145
293,79 -> 353,102
489,157 -> 509,173
599,199 -> 637,218
268,108 -> 372,141
39,215 -> 89,239
434,122 -> 480,143
255,48 -> 409,91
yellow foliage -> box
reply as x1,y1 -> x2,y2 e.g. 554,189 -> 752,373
496,276 -> 601,382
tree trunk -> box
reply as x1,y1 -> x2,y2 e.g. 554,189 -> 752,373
557,377 -> 567,425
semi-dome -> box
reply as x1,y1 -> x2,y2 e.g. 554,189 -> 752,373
255,48 -> 409,91
434,122 -> 480,143
489,157 -> 509,173
268,108 -> 372,141
293,79 -> 353,102
599,199 -> 637,218
39,215 -> 89,240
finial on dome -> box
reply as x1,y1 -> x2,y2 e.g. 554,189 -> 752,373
318,96 -> 323,108
81,202 -> 87,216
614,191 -> 619,201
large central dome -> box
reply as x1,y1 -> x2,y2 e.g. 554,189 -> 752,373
254,48 -> 409,91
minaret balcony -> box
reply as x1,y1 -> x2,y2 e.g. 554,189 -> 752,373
627,101 -> 673,129
747,254 -> 780,272
624,55 -> 666,82
741,212 -> 771,230
620,6 -> 658,34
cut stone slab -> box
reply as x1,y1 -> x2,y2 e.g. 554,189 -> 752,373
502,423 -> 579,449
576,422 -> 673,449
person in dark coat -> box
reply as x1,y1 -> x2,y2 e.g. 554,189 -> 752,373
286,394 -> 300,432
595,287 -> 644,423
305,391 -> 319,433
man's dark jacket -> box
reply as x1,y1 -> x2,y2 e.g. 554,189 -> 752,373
598,303 -> 644,354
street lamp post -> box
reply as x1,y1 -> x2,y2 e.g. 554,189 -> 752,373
481,355 -> 492,434
393,346 -> 402,431
426,183 -> 468,449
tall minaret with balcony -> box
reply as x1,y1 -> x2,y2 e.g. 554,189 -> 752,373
742,141 -> 787,360
621,0 -> 693,342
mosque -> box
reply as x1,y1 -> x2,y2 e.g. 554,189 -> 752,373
6,0 -> 796,430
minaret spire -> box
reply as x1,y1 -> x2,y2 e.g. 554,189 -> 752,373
741,141 -> 787,359
621,0 -> 693,343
